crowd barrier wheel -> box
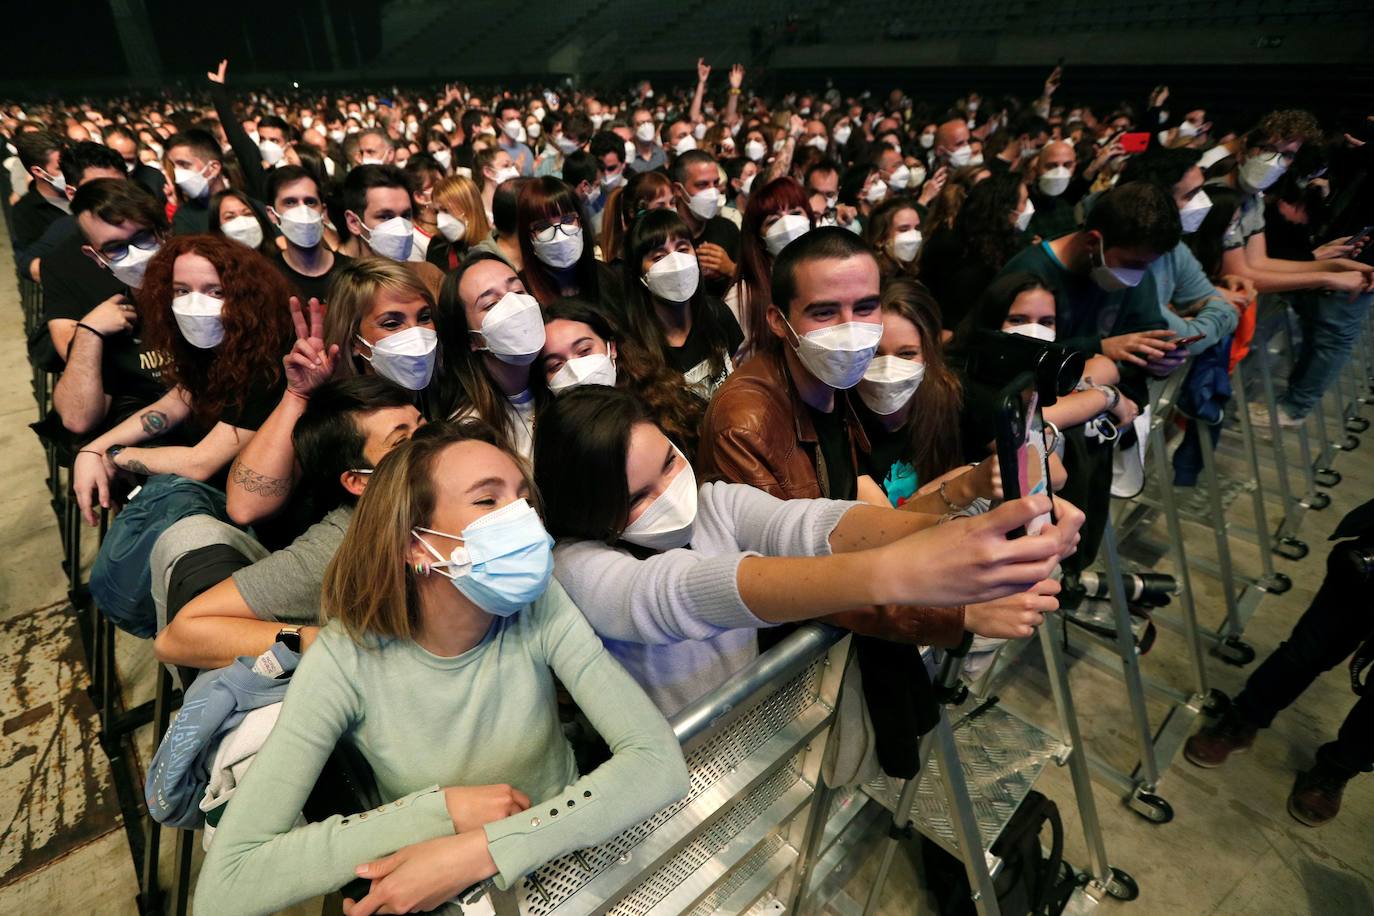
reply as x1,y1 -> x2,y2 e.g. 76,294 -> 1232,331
1214,637 -> 1257,668
1303,491 -> 1331,511
1106,867 -> 1141,902
1128,789 -> 1174,824
1346,417 -> 1370,434
1263,572 -> 1293,595
1274,537 -> 1309,561
1314,467 -> 1342,488
1203,689 -> 1231,718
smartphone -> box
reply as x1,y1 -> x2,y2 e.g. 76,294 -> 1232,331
1346,225 -> 1374,250
994,374 -> 1055,539
1119,132 -> 1151,154
1172,333 -> 1206,347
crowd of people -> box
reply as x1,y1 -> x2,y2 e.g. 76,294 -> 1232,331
3,55 -> 1372,914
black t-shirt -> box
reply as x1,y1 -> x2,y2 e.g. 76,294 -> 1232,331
11,186 -> 65,254
861,413 -> 918,508
807,402 -> 857,500
695,216 -> 742,299
41,231 -> 168,408
219,375 -> 287,432
172,196 -> 211,235
918,227 -> 1000,330
665,296 -> 745,399
269,251 -> 354,304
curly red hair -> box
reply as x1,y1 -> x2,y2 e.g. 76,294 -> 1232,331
137,235 -> 295,428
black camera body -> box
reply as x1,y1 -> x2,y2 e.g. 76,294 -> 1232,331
964,329 -> 1088,407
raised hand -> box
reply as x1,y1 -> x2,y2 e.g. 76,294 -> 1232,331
696,57 -> 711,84
729,64 -> 745,89
207,59 -> 228,84
1044,66 -> 1062,96
283,296 -> 339,398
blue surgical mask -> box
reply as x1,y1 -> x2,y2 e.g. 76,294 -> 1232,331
412,499 -> 554,617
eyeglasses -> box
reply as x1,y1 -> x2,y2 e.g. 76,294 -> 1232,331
531,213 -> 579,242
99,229 -> 160,262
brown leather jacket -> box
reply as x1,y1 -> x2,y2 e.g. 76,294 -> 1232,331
698,350 -> 966,646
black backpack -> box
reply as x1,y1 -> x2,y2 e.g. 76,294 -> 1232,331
921,790 -> 1079,916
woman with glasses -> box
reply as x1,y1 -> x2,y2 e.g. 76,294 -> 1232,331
516,177 -> 625,319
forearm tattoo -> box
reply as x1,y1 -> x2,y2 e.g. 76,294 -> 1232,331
140,410 -> 169,436
230,459 -> 291,497
123,457 -> 151,476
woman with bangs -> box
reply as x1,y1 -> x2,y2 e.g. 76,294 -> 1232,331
535,298 -> 706,455
73,235 -> 296,522
726,176 -> 815,357
226,258 -> 452,525
425,173 -> 490,271
621,208 -> 743,400
598,169 -> 676,270
516,176 -> 625,319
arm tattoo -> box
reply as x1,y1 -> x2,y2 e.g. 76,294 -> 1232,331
140,410 -> 169,436
230,459 -> 292,497
123,458 -> 151,476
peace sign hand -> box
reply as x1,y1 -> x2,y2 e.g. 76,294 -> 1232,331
284,296 -> 339,399
207,59 -> 228,84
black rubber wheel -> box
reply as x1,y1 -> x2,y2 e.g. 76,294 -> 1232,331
1304,491 -> 1331,511
1275,537 -> 1309,561
1107,867 -> 1141,901
1340,434 -> 1360,451
1130,790 -> 1174,824
1203,688 -> 1231,717
1346,417 -> 1370,433
1217,637 -> 1257,667
1267,572 -> 1293,595
1314,468 -> 1342,488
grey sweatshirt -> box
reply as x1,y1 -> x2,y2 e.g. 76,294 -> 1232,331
554,481 -> 856,715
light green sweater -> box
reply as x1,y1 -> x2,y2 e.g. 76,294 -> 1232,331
194,579 -> 689,915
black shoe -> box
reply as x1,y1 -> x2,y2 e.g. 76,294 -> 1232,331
1288,761 -> 1351,827
1184,706 -> 1257,768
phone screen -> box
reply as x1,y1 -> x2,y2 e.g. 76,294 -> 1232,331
1017,391 -> 1054,535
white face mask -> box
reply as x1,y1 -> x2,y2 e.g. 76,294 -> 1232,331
329,129 -> 346,143
1014,199 -> 1036,232
503,119 -> 523,141
259,139 -> 285,166
475,291 -> 546,365
1179,189 -> 1213,234
360,215 -> 414,260
890,228 -> 922,263
784,318 -> 883,389
554,133 -> 580,155
686,187 -> 720,220
909,164 -> 927,188
272,205 -> 324,248
358,326 -> 438,389
440,117 -> 455,133
887,163 -> 912,190
1177,120 -> 1201,139
101,240 -> 160,289
360,155 -> 387,166
865,178 -> 888,204
635,122 -> 657,143
602,170 -> 625,190
548,352 -> 617,394
1090,239 -> 1145,291
531,223 -> 583,268
834,125 -> 852,146
745,139 -> 767,161
946,144 -> 972,167
1038,166 -> 1073,197
437,211 -> 467,242
919,132 -> 935,149
528,123 -> 544,140
490,165 -> 520,187
642,250 -> 700,302
693,122 -> 708,140
1003,322 -> 1056,343
174,164 -> 211,199
433,148 -> 452,170
674,135 -> 698,155
221,214 -> 263,249
171,291 -> 225,349
1240,150 -> 1287,192
624,139 -> 637,161
967,153 -> 985,167
621,448 -> 697,551
764,213 -> 810,256
858,355 -> 925,416
806,135 -> 829,152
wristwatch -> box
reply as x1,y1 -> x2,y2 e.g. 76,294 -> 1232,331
276,625 -> 303,653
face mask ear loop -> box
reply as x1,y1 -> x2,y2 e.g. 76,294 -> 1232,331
411,528 -> 459,578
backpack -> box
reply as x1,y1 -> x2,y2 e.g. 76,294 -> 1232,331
922,790 -> 1078,916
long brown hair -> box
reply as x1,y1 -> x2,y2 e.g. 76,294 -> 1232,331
863,198 -> 921,281
881,278 -> 964,484
736,177 -> 814,353
598,170 -> 673,265
321,420 -> 540,643
516,177 -> 601,305
138,235 -> 294,428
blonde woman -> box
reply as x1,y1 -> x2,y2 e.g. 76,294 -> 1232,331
427,173 -> 491,271
226,258 -> 453,525
195,420 -> 688,915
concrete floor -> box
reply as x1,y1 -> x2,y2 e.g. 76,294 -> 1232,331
0,220 -> 1369,914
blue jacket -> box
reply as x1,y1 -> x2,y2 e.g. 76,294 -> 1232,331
145,643 -> 299,828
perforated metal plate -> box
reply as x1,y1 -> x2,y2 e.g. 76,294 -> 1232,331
684,835 -> 788,916
520,660 -> 825,915
865,705 -> 1064,858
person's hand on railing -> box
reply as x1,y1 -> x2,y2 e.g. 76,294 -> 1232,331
345,831 -> 498,916
443,784 -> 531,833
964,577 -> 1061,639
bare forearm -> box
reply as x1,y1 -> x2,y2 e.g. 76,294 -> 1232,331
54,333 -> 110,434
155,615 -> 289,670
226,392 -> 306,523
736,553 -> 889,621
1044,388 -> 1112,429
827,502 -> 940,551
86,395 -> 187,454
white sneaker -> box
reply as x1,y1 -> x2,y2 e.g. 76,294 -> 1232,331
1249,402 -> 1304,432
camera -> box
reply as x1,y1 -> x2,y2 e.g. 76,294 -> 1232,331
1078,570 -> 1178,608
964,329 -> 1088,406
